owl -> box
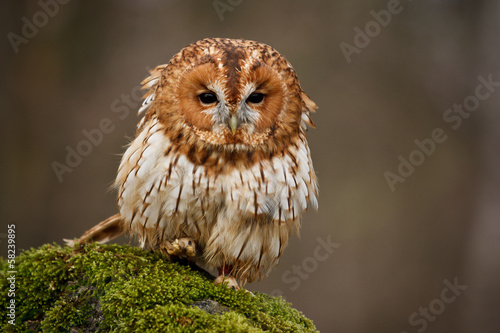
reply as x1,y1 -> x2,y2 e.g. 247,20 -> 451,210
67,38 -> 318,289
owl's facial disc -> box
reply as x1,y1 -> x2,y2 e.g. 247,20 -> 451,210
177,60 -> 286,147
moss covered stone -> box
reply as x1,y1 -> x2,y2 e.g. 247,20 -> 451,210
1,243 -> 316,332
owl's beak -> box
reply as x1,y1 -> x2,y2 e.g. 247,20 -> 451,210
229,114 -> 238,135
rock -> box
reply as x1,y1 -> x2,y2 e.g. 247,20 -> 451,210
0,243 -> 317,332
192,299 -> 230,315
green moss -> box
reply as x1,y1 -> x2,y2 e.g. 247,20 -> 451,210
1,243 -> 316,332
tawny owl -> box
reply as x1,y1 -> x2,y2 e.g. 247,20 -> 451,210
67,38 -> 318,289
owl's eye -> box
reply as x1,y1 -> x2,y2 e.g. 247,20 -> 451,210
198,92 -> 218,105
246,92 -> 265,104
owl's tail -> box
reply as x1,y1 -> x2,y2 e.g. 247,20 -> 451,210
64,213 -> 125,246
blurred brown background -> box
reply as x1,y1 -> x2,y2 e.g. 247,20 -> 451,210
1,1 -> 499,332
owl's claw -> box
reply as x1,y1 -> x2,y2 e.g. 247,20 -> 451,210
214,275 -> 240,290
164,238 -> 196,258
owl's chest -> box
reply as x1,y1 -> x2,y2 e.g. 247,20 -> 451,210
140,153 -> 278,219
117,121 -> 315,233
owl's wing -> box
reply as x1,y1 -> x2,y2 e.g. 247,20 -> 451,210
300,92 -> 317,130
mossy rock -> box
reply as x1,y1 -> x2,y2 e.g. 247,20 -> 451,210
0,243 -> 317,332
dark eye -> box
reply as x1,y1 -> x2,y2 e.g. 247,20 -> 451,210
246,92 -> 265,104
198,92 -> 218,104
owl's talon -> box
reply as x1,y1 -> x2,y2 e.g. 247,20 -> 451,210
185,244 -> 196,257
165,238 -> 196,257
172,239 -> 181,252
214,275 -> 240,290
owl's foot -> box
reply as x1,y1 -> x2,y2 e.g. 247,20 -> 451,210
215,265 -> 240,290
214,275 -> 240,290
164,238 -> 196,258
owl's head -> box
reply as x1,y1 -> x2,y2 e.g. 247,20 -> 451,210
139,38 -> 316,154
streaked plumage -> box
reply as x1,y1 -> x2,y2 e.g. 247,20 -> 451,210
67,38 -> 318,288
